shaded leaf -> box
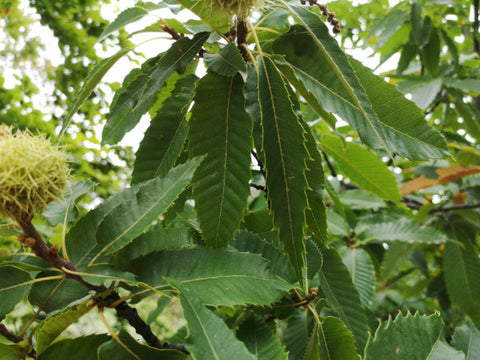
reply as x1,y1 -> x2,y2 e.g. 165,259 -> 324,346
320,134 -> 401,202
167,278 -> 256,360
444,227 -> 480,326
237,314 -> 288,360
452,320 -> 480,360
36,302 -> 92,354
340,247 -> 375,306
103,32 -> 209,145
303,323 -> 321,360
131,249 -> 292,307
318,247 -> 370,351
258,55 -> 308,285
364,312 -> 443,360
190,73 -> 252,247
97,331 -> 187,360
284,309 -> 314,360
95,158 -> 202,258
38,335 -> 110,360
427,340 -> 465,360
82,264 -> 138,286
0,341 -> 30,360
132,74 -> 197,184
0,266 -> 31,317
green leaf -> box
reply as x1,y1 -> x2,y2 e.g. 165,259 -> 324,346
0,341 -> 30,360
0,266 -> 31,317
427,340 -> 465,360
95,158 -> 203,258
340,247 -> 375,307
273,7 -> 389,154
233,230 -> 293,282
320,135 -> 401,202
364,312 -> 443,360
237,314 -> 288,360
422,27 -> 440,76
97,7 -> 149,42
444,227 -> 480,326
444,78 -> 480,93
103,32 -> 209,145
452,320 -> 480,360
167,278 -> 256,360
132,74 -> 197,184
189,73 -> 252,247
303,323 -> 321,360
38,335 -> 110,360
36,302 -> 92,354
113,227 -> 196,268
327,210 -> 350,238
173,0 -> 230,32
318,247 -> 370,351
356,219 -> 447,244
318,317 -> 360,360
396,78 -> 442,109
97,331 -> 187,360
131,249 -> 292,307
43,180 -> 94,226
284,309 -> 314,360
204,43 -> 247,79
28,273 -> 88,313
338,190 -> 386,210
59,47 -> 132,139
258,55 -> 309,285
82,264 -> 138,286
302,121 -> 328,244
380,242 -> 415,279
273,22 -> 448,160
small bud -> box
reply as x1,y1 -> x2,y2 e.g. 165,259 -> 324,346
50,244 -> 59,255
24,237 -> 36,248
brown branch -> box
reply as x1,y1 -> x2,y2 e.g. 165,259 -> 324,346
250,182 -> 266,191
237,19 -> 249,62
17,220 -> 188,355
301,0 -> 341,34
0,323 -> 36,358
430,203 -> 480,213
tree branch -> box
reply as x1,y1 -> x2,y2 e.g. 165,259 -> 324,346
0,323 -> 36,358
237,19 -> 249,62
17,220 -> 189,355
474,0 -> 480,55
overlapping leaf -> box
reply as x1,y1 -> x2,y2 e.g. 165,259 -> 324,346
0,266 -> 31,317
132,74 -> 197,184
318,247 -> 370,351
131,249 -> 292,307
173,0 -> 231,32
273,7 -> 448,160
204,42 -> 247,78
318,317 -> 359,360
167,278 -> 256,360
95,158 -> 203,258
38,335 -> 110,360
103,32 -> 209,145
189,73 -> 252,247
452,320 -> 480,360
258,55 -> 309,285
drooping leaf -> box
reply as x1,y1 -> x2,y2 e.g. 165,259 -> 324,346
340,247 -> 376,307
318,317 -> 359,360
427,340 -> 465,360
237,314 -> 288,360
356,219 -> 447,244
131,249 -> 292,307
320,134 -> 401,202
103,32 -> 209,145
273,17 -> 448,160
189,73 -> 252,247
43,180 -> 94,226
59,47 -> 132,139
167,278 -> 256,360
36,302 -> 92,354
204,42 -> 247,79
272,9 -> 389,154
95,158 -> 203,258
444,227 -> 480,326
258,55 -> 309,285
132,74 -> 197,184
97,331 -> 187,360
364,312 -> 443,360
97,7 -> 149,42
38,335 -> 110,360
318,247 -> 370,351
452,320 -> 480,360
0,266 -> 31,317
